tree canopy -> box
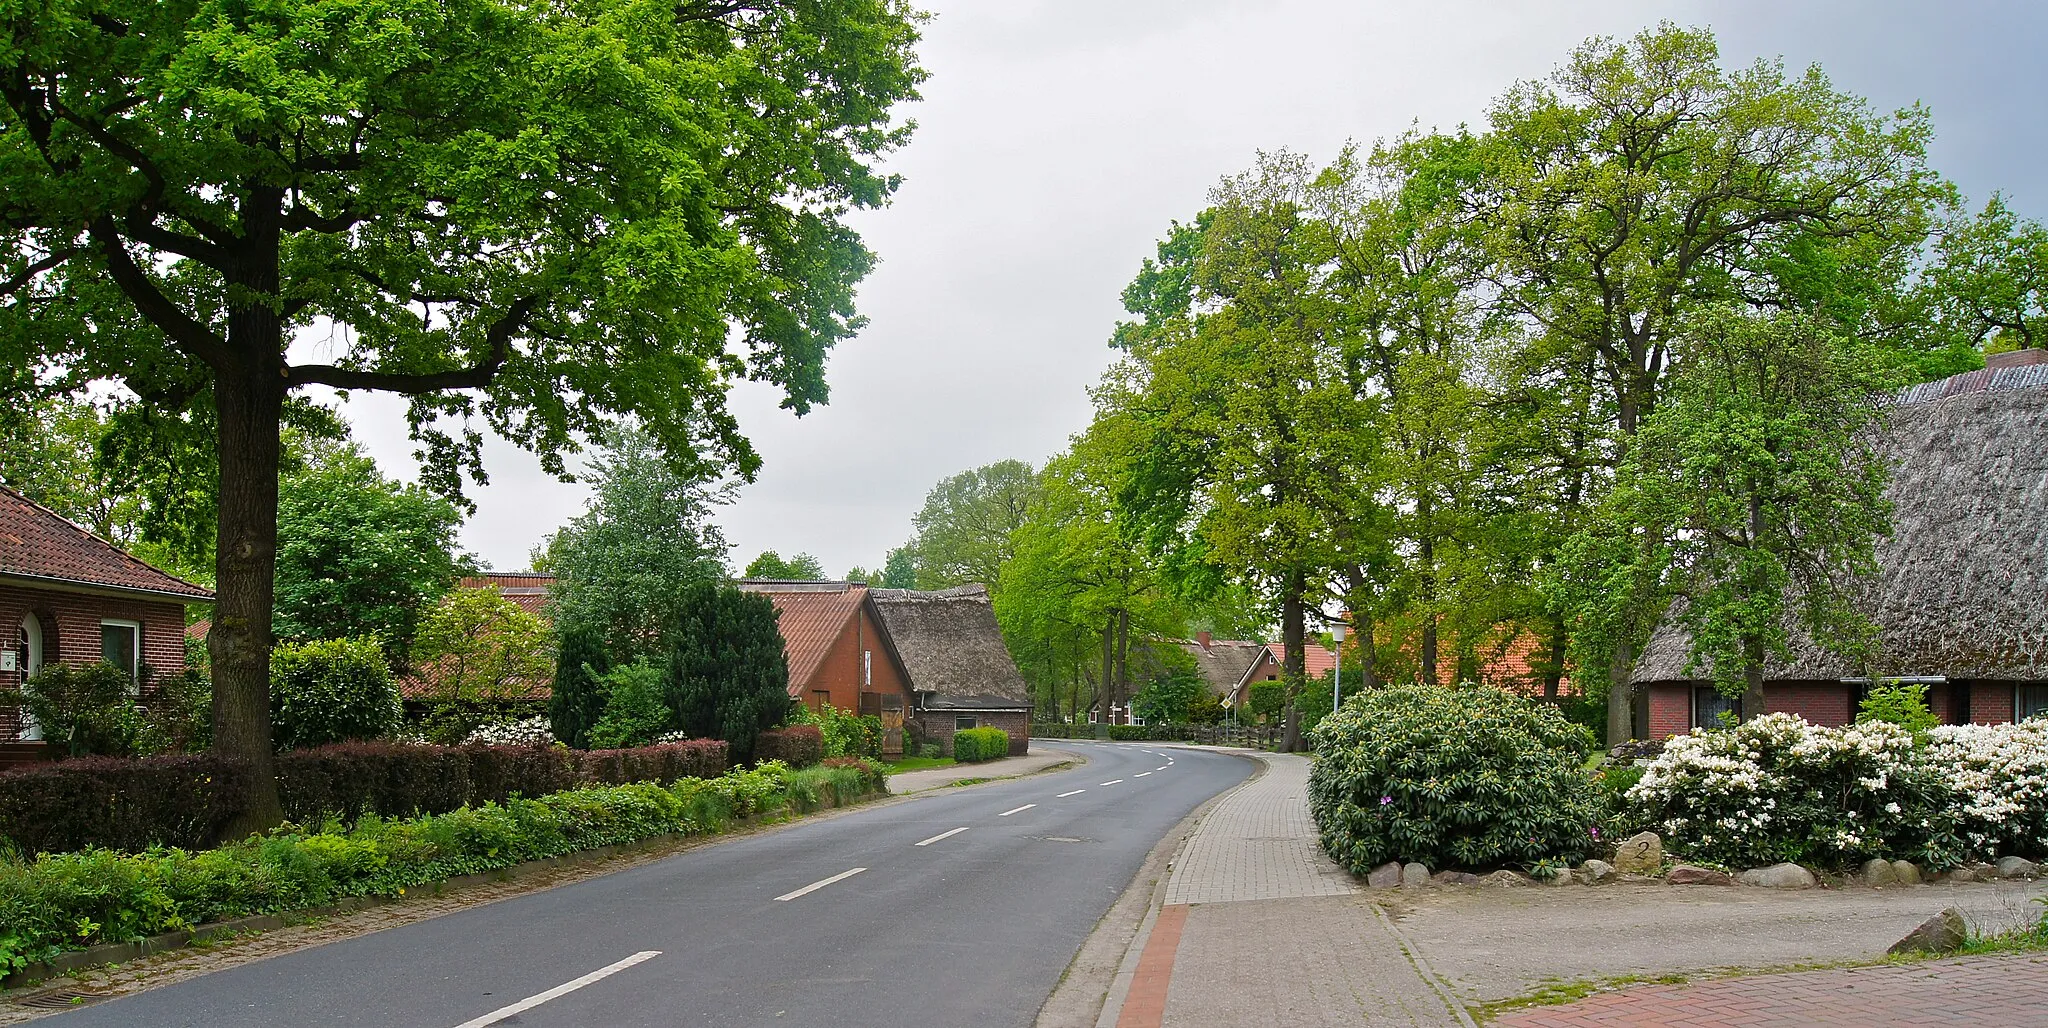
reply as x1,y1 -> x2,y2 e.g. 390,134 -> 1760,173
745,551 -> 828,581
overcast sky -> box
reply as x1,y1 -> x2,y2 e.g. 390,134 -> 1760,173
325,0 -> 2048,576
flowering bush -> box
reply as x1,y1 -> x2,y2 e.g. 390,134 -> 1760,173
1308,686 -> 1600,873
462,717 -> 556,748
1628,713 -> 1962,868
1921,720 -> 2048,859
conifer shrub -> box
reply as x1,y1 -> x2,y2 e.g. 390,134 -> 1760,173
1308,685 -> 1599,873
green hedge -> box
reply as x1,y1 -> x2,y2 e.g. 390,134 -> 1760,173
1308,685 -> 1599,873
951,727 -> 1009,762
0,759 -> 887,971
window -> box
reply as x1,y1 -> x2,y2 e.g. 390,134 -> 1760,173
862,650 -> 872,687
1693,687 -> 1739,729
101,620 -> 141,692
956,715 -> 977,731
2019,685 -> 2048,722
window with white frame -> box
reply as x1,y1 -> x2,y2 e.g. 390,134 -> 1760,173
101,619 -> 141,693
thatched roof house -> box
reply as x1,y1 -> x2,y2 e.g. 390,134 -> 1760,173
869,584 -> 1031,756
1631,352 -> 2048,736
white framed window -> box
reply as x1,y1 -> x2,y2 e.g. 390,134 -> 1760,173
16,613 -> 44,741
955,715 -> 976,731
101,619 -> 142,694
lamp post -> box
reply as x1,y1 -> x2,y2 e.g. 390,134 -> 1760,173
1331,623 -> 1347,719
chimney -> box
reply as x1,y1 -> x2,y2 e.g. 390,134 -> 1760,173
1986,348 -> 2048,371
1196,631 -> 1213,649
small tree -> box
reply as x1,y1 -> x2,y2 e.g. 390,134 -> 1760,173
269,637 -> 400,750
547,622 -> 612,751
1621,308 -> 1894,718
587,660 -> 673,749
411,587 -> 552,703
1131,670 -> 1203,725
666,583 -> 791,763
744,551 -> 828,580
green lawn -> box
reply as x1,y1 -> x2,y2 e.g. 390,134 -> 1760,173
883,756 -> 957,773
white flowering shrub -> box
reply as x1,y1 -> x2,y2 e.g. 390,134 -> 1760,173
652,729 -> 694,744
1922,720 -> 2048,858
462,716 -> 557,748
1627,713 -> 1956,868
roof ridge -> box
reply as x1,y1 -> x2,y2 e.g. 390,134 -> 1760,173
0,483 -> 213,599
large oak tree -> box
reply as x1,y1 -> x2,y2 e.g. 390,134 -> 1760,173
1,0 -> 923,828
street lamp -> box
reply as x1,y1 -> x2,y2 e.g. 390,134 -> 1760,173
1331,622 -> 1347,719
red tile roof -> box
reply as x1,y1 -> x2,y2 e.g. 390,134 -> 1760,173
735,580 -> 868,696
0,486 -> 212,601
459,573 -> 553,616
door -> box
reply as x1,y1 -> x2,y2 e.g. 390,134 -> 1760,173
15,613 -> 43,740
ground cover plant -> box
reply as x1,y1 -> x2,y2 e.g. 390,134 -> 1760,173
0,757 -> 888,970
1308,686 -> 1600,873
1626,714 -> 2048,868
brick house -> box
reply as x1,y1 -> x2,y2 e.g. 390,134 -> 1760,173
1222,642 -> 1337,709
737,580 -> 917,757
1630,350 -> 2048,735
869,585 -> 1032,756
0,486 -> 212,763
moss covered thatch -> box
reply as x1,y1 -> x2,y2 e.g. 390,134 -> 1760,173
869,585 -> 1032,706
1633,369 -> 2048,684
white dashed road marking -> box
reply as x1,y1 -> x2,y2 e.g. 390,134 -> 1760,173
1101,779 -> 1123,786
775,867 -> 867,901
1135,772 -> 1152,777
914,827 -> 971,847
451,951 -> 661,1028
999,804 -> 1036,817
1056,789 -> 1086,798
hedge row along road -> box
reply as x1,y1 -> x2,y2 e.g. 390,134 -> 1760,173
36,743 -> 1253,1027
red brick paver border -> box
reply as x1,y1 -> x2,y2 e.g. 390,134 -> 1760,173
1117,904 -> 1190,1028
1494,953 -> 2048,1027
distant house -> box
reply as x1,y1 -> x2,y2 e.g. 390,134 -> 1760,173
869,585 -> 1032,756
736,579 -> 916,757
1181,633 -> 1266,701
1223,642 -> 1337,709
1630,350 -> 2048,736
0,486 -> 213,765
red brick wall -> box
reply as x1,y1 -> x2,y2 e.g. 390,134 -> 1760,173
0,582 -> 194,738
919,708 -> 1030,756
1971,682 -> 2015,724
795,602 -> 911,716
1646,683 -> 1691,739
1765,682 -> 1855,727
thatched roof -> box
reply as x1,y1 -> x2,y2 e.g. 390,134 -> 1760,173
1633,370 -> 2048,683
869,584 -> 1031,707
1178,639 -> 1266,697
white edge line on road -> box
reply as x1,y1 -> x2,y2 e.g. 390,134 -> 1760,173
773,866 -> 867,901
1056,789 -> 1086,797
914,827 -> 971,847
1101,779 -> 1123,786
451,950 -> 661,1028
1154,766 -> 1170,771
1134,772 -> 1152,777
999,803 -> 1037,816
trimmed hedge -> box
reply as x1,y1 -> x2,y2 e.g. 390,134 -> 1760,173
0,760 -> 888,969
952,727 -> 1009,762
0,740 -> 729,855
755,725 -> 823,768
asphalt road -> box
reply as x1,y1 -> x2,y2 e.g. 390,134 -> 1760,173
44,741 -> 1252,1028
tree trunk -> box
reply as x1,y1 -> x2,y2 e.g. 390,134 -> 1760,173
1605,639 -> 1636,747
1739,635 -> 1768,723
1099,619 -> 1115,727
1420,618 -> 1439,686
1114,608 -> 1130,715
211,365 -> 286,835
1357,608 -> 1378,690
1542,616 -> 1567,701
1279,566 -> 1306,752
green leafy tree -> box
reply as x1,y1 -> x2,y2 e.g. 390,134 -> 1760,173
845,547 -> 914,587
409,586 -> 552,703
1482,25 -> 1941,741
1618,307 -> 1893,719
745,551 -> 828,580
0,0 -> 925,830
5,662 -> 145,757
1131,669 -> 1202,725
1930,193 -> 2048,352
908,461 -> 1040,590
542,422 -> 733,661
1856,682 -> 1940,735
547,621 -> 612,751
273,442 -> 465,666
587,659 -> 672,749
665,583 -> 792,763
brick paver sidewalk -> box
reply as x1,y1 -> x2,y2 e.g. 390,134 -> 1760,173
1163,751 -> 1358,905
1494,952 -> 2048,1027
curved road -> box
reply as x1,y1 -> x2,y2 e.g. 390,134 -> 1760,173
43,741 -> 1252,1028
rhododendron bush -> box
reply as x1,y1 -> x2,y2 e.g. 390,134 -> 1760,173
1627,713 -> 2048,868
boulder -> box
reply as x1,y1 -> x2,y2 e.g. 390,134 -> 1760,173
1666,865 -> 1732,885
1579,859 -> 1616,883
1367,861 -> 1403,889
1480,870 -> 1530,887
1995,856 -> 2041,879
1401,862 -> 1431,887
1432,871 -> 1483,885
1888,908 -> 1967,955
1544,868 -> 1575,886
1736,863 -> 1817,889
1892,860 -> 1923,885
1861,857 -> 1900,887
1612,832 -> 1663,875
1943,866 -> 1980,884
